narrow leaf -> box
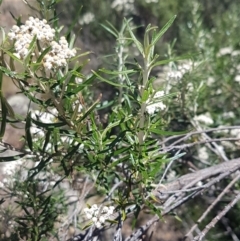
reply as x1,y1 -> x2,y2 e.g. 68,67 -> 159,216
0,75 -> 7,138
126,20 -> 143,54
92,70 -> 128,87
151,15 -> 176,46
25,112 -> 33,151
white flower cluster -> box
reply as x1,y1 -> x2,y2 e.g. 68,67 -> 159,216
145,0 -> 158,3
198,146 -> 209,162
8,17 -> 76,69
8,17 -> 55,59
79,12 -> 95,25
83,204 -> 115,228
146,90 -> 166,115
166,63 -> 192,81
216,47 -> 240,57
111,0 -> 135,12
43,37 -> 76,70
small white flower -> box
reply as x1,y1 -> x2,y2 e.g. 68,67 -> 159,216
95,221 -> 102,228
111,0 -> 135,11
99,216 -> 106,223
78,12 -> 95,25
207,77 -> 215,86
193,112 -> 213,125
145,90 -> 166,114
102,206 -> 108,213
217,47 -> 233,56
146,105 -> 156,115
198,146 -> 209,161
232,50 -> 240,56
8,32 -> 15,40
3,178 -> 8,183
43,61 -> 53,70
91,204 -> 98,211
146,0 -> 158,2
25,20 -> 32,26
108,206 -> 115,215
12,25 -> 20,32
234,75 -> 240,83
222,111 -> 235,119
75,77 -> 83,84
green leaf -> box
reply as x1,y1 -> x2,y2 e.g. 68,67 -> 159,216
151,53 -> 198,68
150,15 -> 176,47
101,21 -> 118,38
149,128 -> 188,135
39,195 -> 52,216
144,24 -> 151,49
65,6 -> 82,37
43,130 -> 51,152
92,70 -> 128,88
0,153 -> 25,162
31,118 -> 66,129
174,215 -> 183,222
75,95 -> 101,124
125,19 -> 144,54
99,68 -> 136,75
102,116 -> 133,139
25,112 -> 33,151
33,46 -> 51,72
70,74 -> 95,94
0,86 -> 7,139
0,49 -> 22,64
142,89 -> 149,102
3,100 -> 15,121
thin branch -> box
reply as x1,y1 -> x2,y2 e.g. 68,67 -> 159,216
185,172 -> 240,239
113,214 -> 123,241
152,157 -> 240,202
221,217 -> 240,241
124,216 -> 159,241
191,120 -> 229,161
162,137 -> 240,152
193,191 -> 240,241
159,125 -> 240,145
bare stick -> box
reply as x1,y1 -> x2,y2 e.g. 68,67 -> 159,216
193,191 -> 240,241
152,157 -> 240,201
159,125 -> 240,145
162,137 -> 240,153
185,172 -> 240,238
221,217 -> 240,241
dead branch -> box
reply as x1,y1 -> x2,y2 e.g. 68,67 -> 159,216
160,125 -> 240,146
152,157 -> 240,201
192,191 -> 240,241
162,137 -> 240,153
185,172 -> 240,239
